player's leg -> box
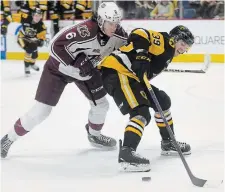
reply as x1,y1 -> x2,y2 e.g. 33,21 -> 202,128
17,37 -> 39,76
149,85 -> 191,155
1,59 -> 68,158
102,68 -> 151,172
74,69 -> 116,149
29,50 -> 40,71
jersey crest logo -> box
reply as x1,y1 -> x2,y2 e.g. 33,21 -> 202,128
77,25 -> 90,38
169,38 -> 175,48
140,91 -> 147,100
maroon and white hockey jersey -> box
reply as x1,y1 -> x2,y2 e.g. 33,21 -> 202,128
50,19 -> 127,80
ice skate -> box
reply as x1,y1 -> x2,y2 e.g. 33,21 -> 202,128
1,134 -> 14,158
118,140 -> 150,172
86,124 -> 117,150
161,139 -> 191,155
30,64 -> 40,71
25,66 -> 31,77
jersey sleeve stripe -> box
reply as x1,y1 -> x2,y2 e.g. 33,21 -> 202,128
132,29 -> 150,42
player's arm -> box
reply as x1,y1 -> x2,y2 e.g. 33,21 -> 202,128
51,25 -> 97,76
128,28 -> 151,80
35,22 -> 47,47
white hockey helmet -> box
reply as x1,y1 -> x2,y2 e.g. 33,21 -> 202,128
97,2 -> 122,32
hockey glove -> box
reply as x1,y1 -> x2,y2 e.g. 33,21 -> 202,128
37,39 -> 44,47
131,51 -> 151,81
23,38 -> 38,53
73,53 -> 94,77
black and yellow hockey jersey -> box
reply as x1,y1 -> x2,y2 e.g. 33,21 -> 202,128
100,28 -> 175,81
75,0 -> 93,19
59,0 -> 75,19
1,0 -> 12,23
17,14 -> 46,41
17,0 -> 47,19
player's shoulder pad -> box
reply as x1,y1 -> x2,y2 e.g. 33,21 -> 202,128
114,25 -> 128,40
75,19 -> 98,40
37,20 -> 46,29
21,14 -> 31,23
130,28 -> 150,42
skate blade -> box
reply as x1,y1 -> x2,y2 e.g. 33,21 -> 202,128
31,68 -> 39,71
25,73 -> 31,77
31,66 -> 39,71
89,142 -> 117,151
161,150 -> 191,156
119,162 -> 151,172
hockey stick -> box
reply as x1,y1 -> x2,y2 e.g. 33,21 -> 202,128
164,54 -> 210,73
143,73 -> 223,188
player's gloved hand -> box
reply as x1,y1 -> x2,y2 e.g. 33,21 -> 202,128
72,53 -> 94,77
131,50 -> 151,81
1,24 -> 8,35
24,41 -> 38,53
37,39 -> 44,47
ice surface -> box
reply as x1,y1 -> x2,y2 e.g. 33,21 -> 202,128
1,60 -> 224,192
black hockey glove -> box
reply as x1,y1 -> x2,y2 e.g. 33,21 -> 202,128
131,51 -> 151,81
23,38 -> 38,53
37,39 -> 44,47
73,53 -> 94,77
1,24 -> 8,35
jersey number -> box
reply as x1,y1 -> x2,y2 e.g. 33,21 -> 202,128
152,34 -> 161,46
66,32 -> 76,39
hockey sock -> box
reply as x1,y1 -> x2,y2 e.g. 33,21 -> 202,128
123,116 -> 145,151
154,110 -> 174,140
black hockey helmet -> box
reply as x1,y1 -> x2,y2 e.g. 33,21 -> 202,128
32,7 -> 42,15
169,25 -> 194,46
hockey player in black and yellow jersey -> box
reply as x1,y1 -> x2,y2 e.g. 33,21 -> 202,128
59,0 -> 75,20
17,8 -> 46,76
1,0 -> 12,35
16,0 -> 47,19
100,25 -> 194,172
75,0 -> 93,19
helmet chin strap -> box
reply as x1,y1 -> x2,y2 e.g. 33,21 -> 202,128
99,20 -> 108,35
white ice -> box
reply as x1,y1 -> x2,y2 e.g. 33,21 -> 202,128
1,60 -> 224,192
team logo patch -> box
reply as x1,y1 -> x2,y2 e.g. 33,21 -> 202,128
77,25 -> 90,38
169,38 -> 175,48
140,91 -> 147,100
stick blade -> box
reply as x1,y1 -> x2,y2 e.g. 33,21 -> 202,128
203,180 -> 223,188
202,54 -> 211,72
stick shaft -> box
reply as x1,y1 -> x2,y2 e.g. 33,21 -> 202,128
143,74 -> 207,187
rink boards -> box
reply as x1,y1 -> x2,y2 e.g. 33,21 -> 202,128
1,20 -> 224,63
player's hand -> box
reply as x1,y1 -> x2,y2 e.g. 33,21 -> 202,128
1,25 -> 8,35
37,39 -> 44,47
131,51 -> 151,81
23,39 -> 38,53
73,53 -> 94,77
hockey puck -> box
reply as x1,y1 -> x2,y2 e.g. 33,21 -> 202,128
142,177 -> 151,182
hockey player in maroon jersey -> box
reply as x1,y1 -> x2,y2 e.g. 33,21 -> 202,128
1,2 -> 128,158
